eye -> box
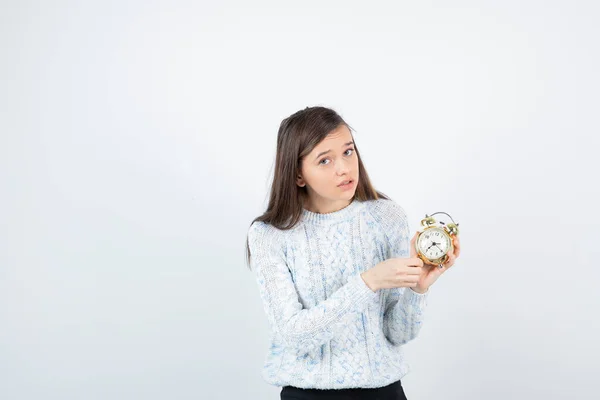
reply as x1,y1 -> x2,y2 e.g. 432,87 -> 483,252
319,148 -> 354,165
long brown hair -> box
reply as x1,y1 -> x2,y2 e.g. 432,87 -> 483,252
245,106 -> 390,269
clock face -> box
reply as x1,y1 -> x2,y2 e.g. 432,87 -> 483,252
417,227 -> 451,260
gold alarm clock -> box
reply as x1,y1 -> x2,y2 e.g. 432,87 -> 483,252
415,212 -> 460,269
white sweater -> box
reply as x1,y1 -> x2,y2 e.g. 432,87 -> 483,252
247,198 -> 429,389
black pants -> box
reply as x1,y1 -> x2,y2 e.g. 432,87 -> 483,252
280,379 -> 407,400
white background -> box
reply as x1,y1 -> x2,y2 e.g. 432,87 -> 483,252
1,1 -> 598,399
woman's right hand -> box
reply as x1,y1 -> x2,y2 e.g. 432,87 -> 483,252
360,257 -> 424,292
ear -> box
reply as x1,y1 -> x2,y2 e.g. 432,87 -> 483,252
296,175 -> 305,187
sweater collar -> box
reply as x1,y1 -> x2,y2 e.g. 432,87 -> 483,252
301,198 -> 362,224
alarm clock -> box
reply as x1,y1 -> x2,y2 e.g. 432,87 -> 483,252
415,212 -> 460,269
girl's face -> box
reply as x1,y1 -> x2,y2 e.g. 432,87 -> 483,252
297,124 -> 359,213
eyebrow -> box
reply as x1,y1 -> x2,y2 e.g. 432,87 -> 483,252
314,141 -> 355,160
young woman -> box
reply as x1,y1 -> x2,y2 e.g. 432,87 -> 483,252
245,106 -> 460,400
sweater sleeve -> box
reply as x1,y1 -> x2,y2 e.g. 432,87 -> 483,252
248,221 -> 379,353
369,199 -> 429,346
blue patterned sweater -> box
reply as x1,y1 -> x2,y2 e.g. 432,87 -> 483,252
247,198 -> 429,389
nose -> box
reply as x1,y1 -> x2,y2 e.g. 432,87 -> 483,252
335,158 -> 351,175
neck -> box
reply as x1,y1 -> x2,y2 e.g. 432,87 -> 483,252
303,200 -> 351,214
301,198 -> 361,224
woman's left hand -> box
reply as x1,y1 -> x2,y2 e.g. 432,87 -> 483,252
410,232 -> 461,293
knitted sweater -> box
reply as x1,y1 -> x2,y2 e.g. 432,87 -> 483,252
247,198 -> 429,389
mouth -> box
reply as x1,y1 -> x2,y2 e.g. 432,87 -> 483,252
337,179 -> 354,187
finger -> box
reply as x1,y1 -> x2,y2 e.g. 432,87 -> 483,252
408,257 -> 423,268
453,236 -> 460,257
445,253 -> 456,269
406,266 -> 423,275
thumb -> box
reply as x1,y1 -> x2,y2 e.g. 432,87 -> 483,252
410,231 -> 419,258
